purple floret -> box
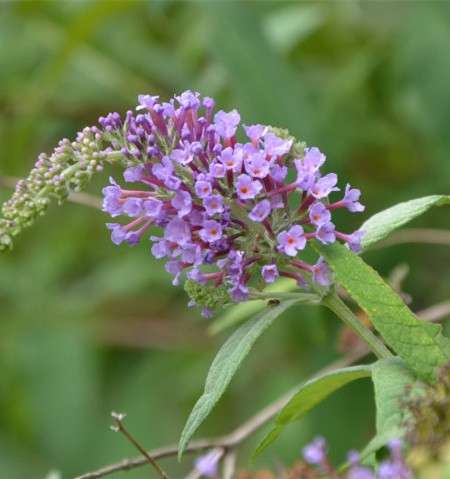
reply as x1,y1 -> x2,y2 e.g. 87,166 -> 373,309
249,199 -> 271,222
277,225 -> 306,256
302,436 -> 327,466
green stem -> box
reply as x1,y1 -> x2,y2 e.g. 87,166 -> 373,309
322,292 -> 392,359
250,291 -> 320,303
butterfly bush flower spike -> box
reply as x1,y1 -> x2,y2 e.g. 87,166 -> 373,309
0,90 -> 365,307
45,90 -> 366,316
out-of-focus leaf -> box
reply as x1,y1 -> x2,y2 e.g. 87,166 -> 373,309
361,195 -> 450,250
206,2 -> 313,139
178,300 -> 298,459
263,5 -> 324,52
43,471 -> 61,479
254,364 -> 372,456
315,242 -> 450,381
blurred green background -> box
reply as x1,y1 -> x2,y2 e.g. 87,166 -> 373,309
1,1 -> 449,478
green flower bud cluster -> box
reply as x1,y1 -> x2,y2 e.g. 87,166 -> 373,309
184,280 -> 231,311
406,361 -> 450,449
0,126 -> 124,250
405,361 -> 450,477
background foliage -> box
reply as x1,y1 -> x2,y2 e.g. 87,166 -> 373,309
0,1 -> 449,477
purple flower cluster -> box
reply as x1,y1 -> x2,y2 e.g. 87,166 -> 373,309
302,437 -> 412,479
100,91 -> 365,315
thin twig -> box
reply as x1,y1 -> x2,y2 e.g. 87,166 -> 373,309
111,412 -> 172,479
74,348 -> 367,479
375,228 -> 450,249
417,300 -> 450,323
222,451 -> 237,479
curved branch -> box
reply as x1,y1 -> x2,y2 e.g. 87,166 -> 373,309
374,228 -> 450,249
73,348 -> 367,479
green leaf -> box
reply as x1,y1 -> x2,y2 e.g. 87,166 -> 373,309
178,300 -> 298,459
360,195 -> 450,250
315,241 -> 450,381
209,278 -> 298,335
362,358 -> 425,457
254,364 -> 372,457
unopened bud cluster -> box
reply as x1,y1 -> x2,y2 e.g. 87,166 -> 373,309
0,127 -> 123,249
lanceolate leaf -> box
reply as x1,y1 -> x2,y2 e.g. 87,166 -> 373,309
360,195 -> 450,250
315,242 -> 450,381
254,365 -> 372,457
178,300 -> 298,459
362,358 -> 425,457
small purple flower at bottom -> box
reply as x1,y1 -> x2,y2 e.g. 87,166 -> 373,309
346,451 -> 375,479
378,461 -> 412,479
194,450 -> 221,477
199,220 -> 223,243
378,440 -> 412,479
277,225 -> 306,256
249,199 -> 271,222
262,264 -> 279,283
302,436 -> 327,466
